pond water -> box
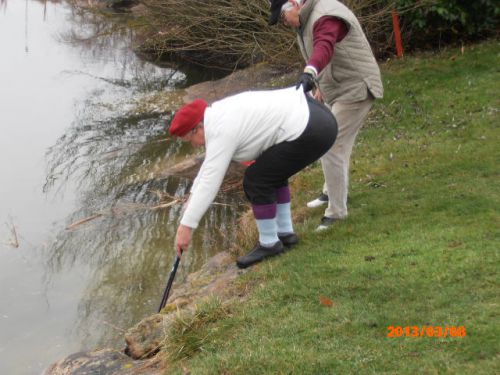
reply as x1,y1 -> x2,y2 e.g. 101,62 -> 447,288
0,1 -> 244,374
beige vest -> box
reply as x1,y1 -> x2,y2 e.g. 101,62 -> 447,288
297,0 -> 383,104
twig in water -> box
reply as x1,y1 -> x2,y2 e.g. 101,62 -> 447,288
150,199 -> 182,210
100,320 -> 127,333
148,189 -> 177,201
64,193 -> 231,231
9,223 -> 19,248
66,213 -> 103,230
4,218 -> 20,248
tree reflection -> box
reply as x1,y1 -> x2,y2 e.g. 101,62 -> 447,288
44,96 -> 246,349
0,1 -> 64,17
42,6 -> 246,351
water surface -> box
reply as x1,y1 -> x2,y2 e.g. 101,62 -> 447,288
0,1 -> 243,373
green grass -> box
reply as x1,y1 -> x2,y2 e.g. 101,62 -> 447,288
162,41 -> 500,374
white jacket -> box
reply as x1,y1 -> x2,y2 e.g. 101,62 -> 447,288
181,86 -> 309,228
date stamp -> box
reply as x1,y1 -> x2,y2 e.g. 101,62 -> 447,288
387,326 -> 466,338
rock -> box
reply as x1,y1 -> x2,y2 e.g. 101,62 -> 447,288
161,155 -> 247,194
168,251 -> 243,302
43,349 -> 162,375
124,251 -> 246,360
162,156 -> 205,179
45,251 -> 247,372
163,155 -> 246,180
124,314 -> 169,360
160,297 -> 191,314
184,63 -> 297,104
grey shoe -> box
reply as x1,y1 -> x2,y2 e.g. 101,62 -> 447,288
236,241 -> 284,269
307,193 -> 329,208
315,216 -> 337,232
278,233 -> 299,250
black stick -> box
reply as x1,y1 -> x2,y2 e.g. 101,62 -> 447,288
158,254 -> 181,313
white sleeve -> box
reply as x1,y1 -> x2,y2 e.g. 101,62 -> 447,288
180,134 -> 237,228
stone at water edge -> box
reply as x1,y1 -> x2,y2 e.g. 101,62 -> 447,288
45,251 -> 247,371
124,313 -> 171,360
43,348 -> 162,375
124,251 -> 245,360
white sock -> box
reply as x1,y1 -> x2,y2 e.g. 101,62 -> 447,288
277,202 -> 294,235
255,218 -> 279,247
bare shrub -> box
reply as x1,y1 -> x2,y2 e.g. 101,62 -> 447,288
137,0 -> 433,70
69,0 -> 431,70
139,0 -> 298,70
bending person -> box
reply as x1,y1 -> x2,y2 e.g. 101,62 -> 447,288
169,86 -> 337,269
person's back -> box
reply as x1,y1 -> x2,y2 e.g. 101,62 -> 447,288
204,87 -> 309,162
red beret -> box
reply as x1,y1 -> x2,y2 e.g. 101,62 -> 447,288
169,99 -> 208,137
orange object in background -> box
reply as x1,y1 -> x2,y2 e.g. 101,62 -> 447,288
392,10 -> 404,58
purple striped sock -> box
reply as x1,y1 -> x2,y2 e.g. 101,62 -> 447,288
252,203 -> 277,220
276,186 -> 291,204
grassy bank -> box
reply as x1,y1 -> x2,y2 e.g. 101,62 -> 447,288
162,41 -> 499,374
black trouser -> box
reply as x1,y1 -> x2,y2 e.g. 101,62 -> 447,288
243,95 -> 338,205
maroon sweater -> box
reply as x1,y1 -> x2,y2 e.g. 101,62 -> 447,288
308,16 -> 348,73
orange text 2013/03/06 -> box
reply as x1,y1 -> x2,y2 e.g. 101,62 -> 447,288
387,326 -> 467,338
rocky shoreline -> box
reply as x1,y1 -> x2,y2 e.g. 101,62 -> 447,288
45,252 -> 245,375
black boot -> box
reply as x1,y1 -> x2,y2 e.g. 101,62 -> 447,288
236,241 -> 284,269
278,233 -> 299,250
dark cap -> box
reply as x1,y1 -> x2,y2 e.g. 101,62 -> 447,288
269,0 -> 288,26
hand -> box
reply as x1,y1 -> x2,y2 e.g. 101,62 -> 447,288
295,72 -> 315,93
175,224 -> 193,257
313,88 -> 324,103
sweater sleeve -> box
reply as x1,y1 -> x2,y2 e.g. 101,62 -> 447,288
180,133 -> 237,229
307,16 -> 348,73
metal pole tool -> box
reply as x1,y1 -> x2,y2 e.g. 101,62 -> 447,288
158,254 -> 181,313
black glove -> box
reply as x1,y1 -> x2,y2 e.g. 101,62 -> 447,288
295,72 -> 315,93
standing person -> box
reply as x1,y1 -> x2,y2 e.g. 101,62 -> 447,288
269,0 -> 383,230
169,86 -> 337,269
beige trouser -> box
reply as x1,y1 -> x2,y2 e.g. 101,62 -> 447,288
321,96 -> 374,219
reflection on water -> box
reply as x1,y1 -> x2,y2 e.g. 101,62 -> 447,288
42,1 -> 247,350
0,0 -> 245,373
60,5 -> 172,91
43,99 -> 246,349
